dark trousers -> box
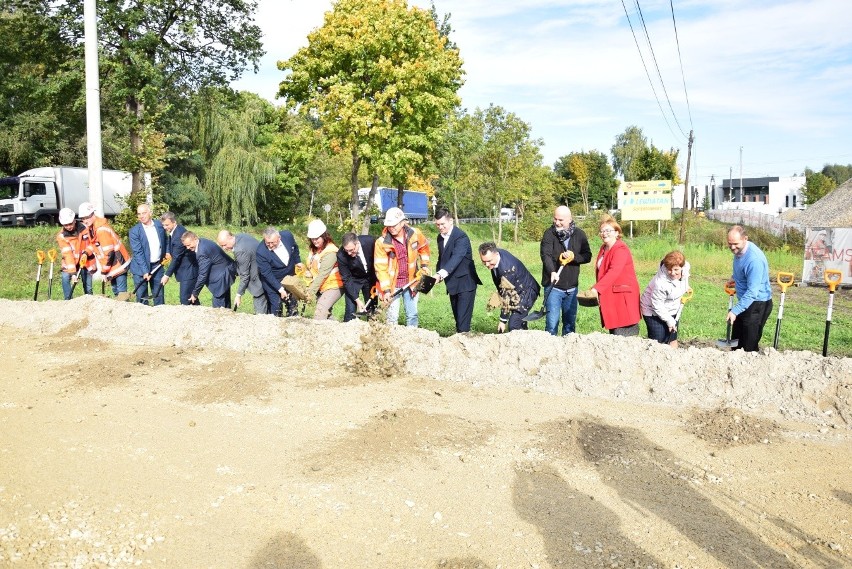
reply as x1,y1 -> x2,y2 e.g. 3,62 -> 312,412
450,289 -> 477,333
133,273 -> 164,305
178,278 -> 199,306
732,299 -> 773,352
211,288 -> 232,309
343,281 -> 372,322
507,291 -> 538,332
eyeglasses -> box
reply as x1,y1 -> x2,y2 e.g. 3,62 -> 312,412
599,229 -> 616,235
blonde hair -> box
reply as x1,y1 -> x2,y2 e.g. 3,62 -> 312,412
599,214 -> 622,238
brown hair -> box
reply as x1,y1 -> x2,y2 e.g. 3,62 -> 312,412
599,214 -> 622,238
662,250 -> 685,269
308,232 -> 335,254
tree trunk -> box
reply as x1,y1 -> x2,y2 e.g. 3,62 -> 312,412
349,151 -> 362,220
359,172 -> 380,235
127,95 -> 145,196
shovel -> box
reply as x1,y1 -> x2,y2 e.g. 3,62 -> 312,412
822,269 -> 842,357
524,256 -> 569,322
132,262 -> 162,296
47,249 -> 57,299
33,250 -> 45,300
354,286 -> 380,319
716,280 -> 739,349
68,254 -> 88,297
772,272 -> 795,350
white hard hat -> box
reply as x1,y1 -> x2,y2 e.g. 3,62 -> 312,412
307,219 -> 327,239
383,207 -> 406,226
58,208 -> 75,225
78,202 -> 96,218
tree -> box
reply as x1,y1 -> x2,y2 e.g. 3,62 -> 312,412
554,150 -> 618,214
277,0 -> 463,233
801,171 -> 836,205
52,0 -> 264,194
610,126 -> 647,182
431,109 -> 483,220
819,164 -> 852,186
632,145 -> 681,184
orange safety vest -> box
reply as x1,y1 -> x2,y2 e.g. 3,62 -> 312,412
85,217 -> 132,277
374,225 -> 430,293
308,243 -> 343,293
56,222 -> 90,274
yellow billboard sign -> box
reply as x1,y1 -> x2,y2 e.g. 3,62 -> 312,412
619,180 -> 672,221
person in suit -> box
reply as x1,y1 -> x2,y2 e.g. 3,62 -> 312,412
217,230 -> 267,315
478,241 -> 540,333
434,208 -> 481,333
181,231 -> 236,309
129,203 -> 167,305
256,226 -> 302,317
337,232 -> 377,322
159,212 -> 199,305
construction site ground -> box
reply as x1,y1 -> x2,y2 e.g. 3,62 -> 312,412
0,296 -> 850,568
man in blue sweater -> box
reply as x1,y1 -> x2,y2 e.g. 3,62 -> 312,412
726,225 -> 773,352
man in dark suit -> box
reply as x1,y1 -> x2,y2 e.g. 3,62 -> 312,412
478,241 -> 540,333
434,208 -> 481,333
181,231 -> 236,308
337,232 -> 377,322
256,226 -> 301,317
129,203 -> 167,305
159,212 -> 198,305
217,230 -> 267,315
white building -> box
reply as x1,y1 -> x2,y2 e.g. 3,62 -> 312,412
696,175 -> 806,216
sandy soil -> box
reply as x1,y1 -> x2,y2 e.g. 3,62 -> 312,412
0,296 -> 850,568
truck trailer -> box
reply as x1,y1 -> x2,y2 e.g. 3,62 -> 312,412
0,166 -> 132,227
357,187 -> 429,222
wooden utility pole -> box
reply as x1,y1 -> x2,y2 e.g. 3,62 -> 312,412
678,130 -> 694,244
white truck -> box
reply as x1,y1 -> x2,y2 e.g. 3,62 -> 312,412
0,166 -> 132,227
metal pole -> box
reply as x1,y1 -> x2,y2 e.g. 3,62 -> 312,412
739,146 -> 743,203
84,0 -> 104,215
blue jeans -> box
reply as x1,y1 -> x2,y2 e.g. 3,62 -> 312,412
62,270 -> 93,299
544,286 -> 578,335
386,288 -> 419,327
108,273 -> 128,296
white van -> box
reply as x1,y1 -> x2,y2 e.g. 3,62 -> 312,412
499,207 -> 515,221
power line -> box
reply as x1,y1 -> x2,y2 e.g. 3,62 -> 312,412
619,0 -> 681,143
632,0 -> 688,139
669,0 -> 693,131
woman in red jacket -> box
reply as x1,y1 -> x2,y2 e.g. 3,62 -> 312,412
588,214 -> 640,336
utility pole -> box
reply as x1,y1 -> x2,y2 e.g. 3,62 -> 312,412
83,0 -> 104,214
678,130 -> 694,244
739,146 -> 744,202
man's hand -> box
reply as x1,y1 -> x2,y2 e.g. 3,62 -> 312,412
143,272 -> 151,281
234,294 -> 242,309
726,311 -> 736,325
560,250 -> 574,264
160,274 -> 170,286
550,272 -> 559,284
355,298 -> 366,313
189,294 -> 197,304
497,321 -> 506,333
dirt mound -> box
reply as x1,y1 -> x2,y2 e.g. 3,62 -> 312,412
2,296 -> 848,428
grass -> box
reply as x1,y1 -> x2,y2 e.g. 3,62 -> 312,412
3,216 -> 850,357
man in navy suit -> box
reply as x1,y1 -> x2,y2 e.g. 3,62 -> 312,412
181,231 -> 236,308
434,208 -> 481,333
129,203 -> 167,305
478,241 -> 540,333
159,212 -> 199,305
256,226 -> 301,317
337,232 -> 377,322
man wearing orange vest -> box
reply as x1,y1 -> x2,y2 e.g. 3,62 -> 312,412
56,207 -> 93,299
78,202 -> 132,300
374,207 -> 431,327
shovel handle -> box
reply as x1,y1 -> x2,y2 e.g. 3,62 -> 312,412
824,269 -> 842,292
37,250 -> 46,264
47,249 -> 57,262
680,288 -> 694,304
724,280 -> 736,296
776,271 -> 795,293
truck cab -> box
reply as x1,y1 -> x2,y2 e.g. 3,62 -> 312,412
0,172 -> 59,226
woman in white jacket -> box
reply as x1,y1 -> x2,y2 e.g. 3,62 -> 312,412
640,250 -> 691,347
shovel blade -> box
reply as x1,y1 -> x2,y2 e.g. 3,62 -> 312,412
522,308 -> 546,322
715,338 -> 739,349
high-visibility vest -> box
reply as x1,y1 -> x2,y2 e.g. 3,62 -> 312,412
308,243 -> 343,293
374,225 -> 430,293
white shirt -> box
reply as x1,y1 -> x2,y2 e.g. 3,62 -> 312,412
273,241 -> 290,266
142,222 -> 161,263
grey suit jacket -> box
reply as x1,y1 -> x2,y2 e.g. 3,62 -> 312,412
233,233 -> 263,297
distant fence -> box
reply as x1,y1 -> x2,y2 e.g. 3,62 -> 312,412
706,209 -> 802,237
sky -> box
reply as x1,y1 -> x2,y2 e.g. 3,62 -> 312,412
231,0 -> 852,190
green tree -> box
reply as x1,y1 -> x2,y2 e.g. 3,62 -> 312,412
431,109 -> 483,220
277,0 -> 463,233
610,125 -> 648,182
801,171 -> 836,205
633,145 -> 681,184
194,91 -> 276,225
554,150 -> 618,214
820,164 -> 852,186
52,0 -> 264,194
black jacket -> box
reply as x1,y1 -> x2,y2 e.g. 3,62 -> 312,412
539,224 -> 592,290
436,226 -> 481,295
336,234 -> 377,303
